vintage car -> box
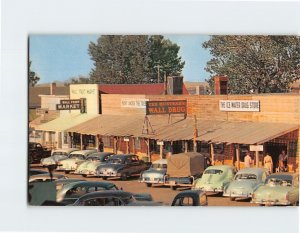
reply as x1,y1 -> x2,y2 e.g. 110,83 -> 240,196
29,173 -> 68,183
223,167 -> 269,201
96,154 -> 149,180
140,159 -> 167,187
29,169 -> 49,176
74,152 -> 114,177
251,172 -> 299,206
56,149 -> 97,174
54,178 -> 85,191
192,165 -> 237,194
56,181 -> 120,204
40,148 -> 79,167
29,142 -> 51,163
171,190 -> 208,206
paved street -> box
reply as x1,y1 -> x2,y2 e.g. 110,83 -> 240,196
31,164 -> 259,206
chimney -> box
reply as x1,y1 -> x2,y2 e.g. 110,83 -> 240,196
50,82 -> 56,95
167,76 -> 183,95
214,76 -> 228,95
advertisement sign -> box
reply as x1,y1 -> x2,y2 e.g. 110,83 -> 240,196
250,145 -> 264,151
56,98 -> 86,113
121,98 -> 148,108
146,100 -> 187,115
219,100 -> 260,112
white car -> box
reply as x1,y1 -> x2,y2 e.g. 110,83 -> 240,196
40,148 -> 79,167
56,149 -> 97,174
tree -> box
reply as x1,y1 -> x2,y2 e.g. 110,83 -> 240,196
88,35 -> 185,84
64,75 -> 91,86
203,36 -> 300,94
29,60 -> 40,87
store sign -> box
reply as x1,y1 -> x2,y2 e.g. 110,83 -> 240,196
121,98 -> 148,108
146,100 -> 187,115
56,99 -> 86,113
124,137 -> 130,142
157,141 -> 164,146
250,145 -> 264,151
219,100 -> 260,112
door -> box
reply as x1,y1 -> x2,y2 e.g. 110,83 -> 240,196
265,143 -> 287,173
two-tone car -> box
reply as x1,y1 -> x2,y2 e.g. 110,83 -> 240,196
96,154 -> 149,180
74,152 -> 114,177
251,172 -> 299,206
193,165 -> 237,194
40,148 -> 79,167
140,159 -> 167,187
56,149 -> 97,174
223,167 -> 269,201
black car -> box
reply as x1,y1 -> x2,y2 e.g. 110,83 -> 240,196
96,154 -> 150,180
29,142 -> 51,163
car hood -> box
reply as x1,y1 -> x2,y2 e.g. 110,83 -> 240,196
77,161 -> 101,171
97,163 -> 125,171
41,157 -> 56,164
226,180 -> 257,191
142,169 -> 166,177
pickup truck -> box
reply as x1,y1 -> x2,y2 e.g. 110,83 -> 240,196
29,142 -> 51,164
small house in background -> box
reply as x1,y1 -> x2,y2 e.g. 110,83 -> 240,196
184,81 -> 210,95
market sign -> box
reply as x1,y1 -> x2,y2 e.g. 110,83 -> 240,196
56,98 -> 86,113
219,100 -> 260,112
250,145 -> 264,151
121,98 -> 148,108
146,100 -> 187,115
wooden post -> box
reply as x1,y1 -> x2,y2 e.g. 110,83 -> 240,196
185,141 -> 188,153
126,141 -> 129,154
113,137 -> 117,154
160,144 -> 163,159
146,138 -> 151,162
235,144 -> 240,169
95,135 -> 99,151
80,134 -> 83,150
210,143 -> 215,165
255,150 -> 259,167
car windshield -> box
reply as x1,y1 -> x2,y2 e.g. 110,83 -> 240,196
69,154 -> 85,160
52,154 -> 68,160
151,164 -> 167,169
86,156 -> 100,162
266,176 -> 292,186
204,169 -> 223,175
235,173 -> 257,180
107,158 -> 124,164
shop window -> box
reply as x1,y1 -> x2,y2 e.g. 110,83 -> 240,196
288,141 -> 297,157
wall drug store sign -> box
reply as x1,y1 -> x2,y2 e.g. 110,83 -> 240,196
56,98 -> 86,113
146,100 -> 187,115
219,100 -> 260,112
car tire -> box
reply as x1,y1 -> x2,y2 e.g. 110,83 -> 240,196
146,183 -> 152,187
82,174 -> 87,178
65,171 -> 70,174
230,197 -> 235,201
171,186 -> 177,190
121,173 -> 128,181
102,176 -> 108,180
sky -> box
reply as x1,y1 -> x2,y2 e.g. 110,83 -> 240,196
29,35 -> 212,84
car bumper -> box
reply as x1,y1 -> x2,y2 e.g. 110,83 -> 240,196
223,192 -> 252,198
196,187 -> 223,193
74,170 -> 96,175
96,171 -> 118,177
251,199 -> 291,206
140,178 -> 164,184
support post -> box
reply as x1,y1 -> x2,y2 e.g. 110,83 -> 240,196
185,141 -> 188,153
160,144 -> 163,160
235,144 -> 240,170
113,137 -> 117,154
210,143 -> 215,165
126,141 -> 129,154
132,138 -> 136,154
255,150 -> 259,167
80,134 -> 83,150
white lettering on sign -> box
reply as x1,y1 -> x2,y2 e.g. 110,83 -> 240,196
250,145 -> 264,151
71,89 -> 95,95
121,98 -> 149,108
219,100 -> 260,112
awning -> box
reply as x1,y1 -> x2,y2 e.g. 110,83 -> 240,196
35,114 -> 98,132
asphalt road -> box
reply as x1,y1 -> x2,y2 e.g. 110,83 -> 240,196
31,164 -> 259,206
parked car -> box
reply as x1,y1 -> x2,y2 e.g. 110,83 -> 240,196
74,152 -> 114,177
29,142 -> 51,163
171,190 -> 208,206
163,152 -> 208,190
223,167 -> 269,201
56,149 -> 97,174
29,173 -> 68,183
54,178 -> 85,192
56,181 -> 120,204
96,154 -> 150,180
251,172 -> 299,206
193,165 -> 237,194
140,159 -> 167,187
40,148 -> 79,167
29,169 -> 49,176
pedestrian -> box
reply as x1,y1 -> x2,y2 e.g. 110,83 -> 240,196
98,138 -> 104,152
263,153 -> 273,173
244,152 -> 253,168
278,150 -> 288,172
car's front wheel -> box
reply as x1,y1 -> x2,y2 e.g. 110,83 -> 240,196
171,186 -> 177,190
120,173 -> 128,181
230,197 -> 235,201
82,174 -> 87,178
65,171 -> 70,174
102,176 -> 108,180
146,183 -> 152,187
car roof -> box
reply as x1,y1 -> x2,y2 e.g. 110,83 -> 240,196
205,165 -> 234,170
52,148 -> 79,153
70,149 -> 98,156
87,152 -> 114,157
62,181 -> 117,191
152,159 -> 167,164
109,154 -> 136,159
77,190 -> 133,201
174,190 -> 204,198
236,167 -> 266,175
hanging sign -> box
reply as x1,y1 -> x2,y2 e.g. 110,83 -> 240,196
146,100 -> 187,115
56,98 -> 86,113
250,145 -> 264,151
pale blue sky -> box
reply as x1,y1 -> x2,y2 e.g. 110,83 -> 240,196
29,35 -> 212,84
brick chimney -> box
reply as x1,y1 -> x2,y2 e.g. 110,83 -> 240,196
50,82 -> 56,95
214,76 -> 228,95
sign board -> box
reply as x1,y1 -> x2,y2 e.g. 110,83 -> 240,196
157,141 -> 164,146
36,108 -> 48,115
250,145 -> 264,151
56,98 -> 86,113
219,100 -> 260,112
146,100 -> 187,115
123,137 -> 130,142
121,98 -> 148,108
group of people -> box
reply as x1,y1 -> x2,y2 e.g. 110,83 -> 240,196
244,150 -> 288,173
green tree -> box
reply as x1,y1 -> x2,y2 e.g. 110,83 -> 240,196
29,60 -> 40,87
64,75 -> 91,86
203,36 -> 300,94
88,35 -> 185,84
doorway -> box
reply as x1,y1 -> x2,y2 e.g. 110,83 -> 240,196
265,142 -> 287,172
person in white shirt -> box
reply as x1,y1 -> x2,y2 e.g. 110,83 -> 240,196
244,153 -> 253,168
